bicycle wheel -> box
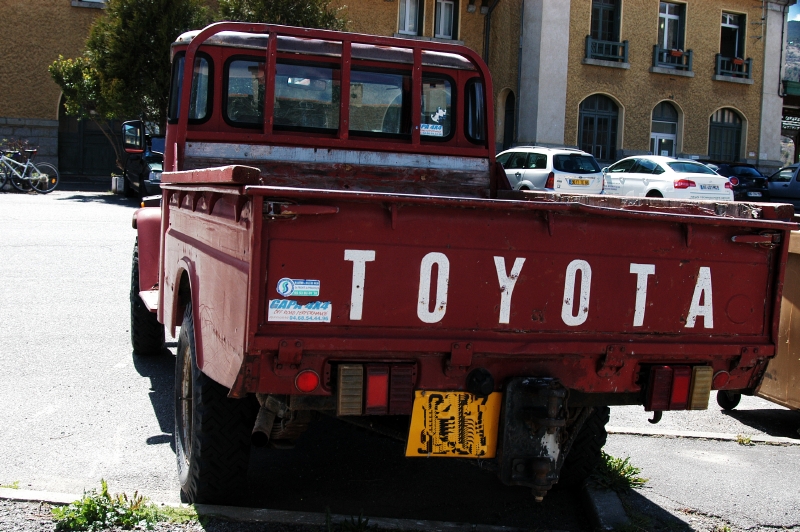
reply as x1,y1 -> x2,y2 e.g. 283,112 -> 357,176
9,171 -> 32,192
29,162 -> 59,193
0,165 -> 7,191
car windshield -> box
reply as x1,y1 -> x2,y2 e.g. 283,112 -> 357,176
553,154 -> 600,174
666,161 -> 717,175
729,166 -> 763,177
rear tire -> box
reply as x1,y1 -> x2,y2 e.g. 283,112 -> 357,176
646,190 -> 663,198
175,303 -> 256,504
29,162 -> 59,193
717,391 -> 741,411
130,239 -> 165,356
558,406 -> 610,487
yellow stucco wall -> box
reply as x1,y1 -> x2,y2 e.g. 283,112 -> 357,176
565,0 -> 765,159
0,1 -> 102,120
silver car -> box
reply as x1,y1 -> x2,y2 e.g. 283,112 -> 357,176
602,156 -> 733,201
496,146 -> 604,194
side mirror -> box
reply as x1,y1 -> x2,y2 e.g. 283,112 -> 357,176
601,167 -> 609,174
122,120 -> 145,154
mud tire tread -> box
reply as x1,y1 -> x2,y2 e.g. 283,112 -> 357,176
175,304 -> 256,504
558,406 -> 610,487
130,240 -> 165,356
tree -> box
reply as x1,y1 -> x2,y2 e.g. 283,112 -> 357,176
50,0 -> 210,167
218,0 -> 346,30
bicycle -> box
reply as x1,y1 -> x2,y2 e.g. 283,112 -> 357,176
0,148 -> 60,193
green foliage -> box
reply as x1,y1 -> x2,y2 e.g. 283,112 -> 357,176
51,479 -> 162,531
590,451 -> 648,492
50,0 -> 211,130
0,481 -> 20,489
325,507 -> 376,532
218,0 -> 346,31
735,434 -> 754,446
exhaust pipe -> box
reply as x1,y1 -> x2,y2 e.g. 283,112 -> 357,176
251,394 -> 284,447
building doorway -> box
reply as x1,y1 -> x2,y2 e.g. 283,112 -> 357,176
650,101 -> 678,157
58,96 -> 120,176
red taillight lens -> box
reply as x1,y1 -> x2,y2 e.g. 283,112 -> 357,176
673,179 -> 696,189
728,176 -> 740,187
365,366 -> 389,414
295,370 -> 320,393
669,366 -> 691,410
645,366 -> 673,411
545,171 -> 555,189
724,182 -> 732,189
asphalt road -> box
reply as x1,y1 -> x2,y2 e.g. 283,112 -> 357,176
1,189 -> 799,531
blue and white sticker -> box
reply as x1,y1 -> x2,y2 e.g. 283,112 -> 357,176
276,278 -> 320,297
421,124 -> 444,137
268,300 -> 332,322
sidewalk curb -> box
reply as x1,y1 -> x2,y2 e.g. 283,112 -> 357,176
0,488 -> 544,532
581,483 -> 630,531
607,425 -> 800,445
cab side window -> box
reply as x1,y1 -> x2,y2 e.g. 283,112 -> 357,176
771,168 -> 794,183
505,153 -> 527,170
631,159 -> 660,174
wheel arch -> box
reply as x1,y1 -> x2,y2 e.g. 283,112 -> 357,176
133,207 -> 162,294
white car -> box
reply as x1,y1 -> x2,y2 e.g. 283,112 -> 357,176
602,156 -> 733,201
496,146 -> 604,194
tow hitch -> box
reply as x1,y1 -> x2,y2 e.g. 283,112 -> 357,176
497,378 -> 587,501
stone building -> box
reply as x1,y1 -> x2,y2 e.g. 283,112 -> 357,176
0,0 -> 107,171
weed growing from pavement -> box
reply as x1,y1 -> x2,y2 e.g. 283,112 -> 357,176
325,507 -> 376,531
51,479 -> 192,531
735,434 -> 754,446
0,481 -> 19,489
590,451 -> 648,492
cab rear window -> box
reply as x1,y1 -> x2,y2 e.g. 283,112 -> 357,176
168,53 -> 212,123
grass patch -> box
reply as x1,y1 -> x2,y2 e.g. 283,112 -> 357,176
735,434 -> 754,446
325,507 -> 376,531
0,481 -> 20,489
51,479 -> 176,531
590,451 -> 648,492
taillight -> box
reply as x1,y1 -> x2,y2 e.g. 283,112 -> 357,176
724,182 -> 732,189
728,176 -> 740,186
645,365 -> 712,411
295,370 -> 320,393
545,172 -> 555,189
365,365 -> 389,415
673,179 -> 696,189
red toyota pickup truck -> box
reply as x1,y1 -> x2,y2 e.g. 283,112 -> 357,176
126,22 -> 795,505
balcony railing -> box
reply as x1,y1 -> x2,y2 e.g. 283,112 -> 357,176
715,54 -> 752,79
652,45 -> 693,71
585,36 -> 629,63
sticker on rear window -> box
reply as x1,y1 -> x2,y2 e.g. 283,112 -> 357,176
421,124 -> 444,137
268,300 -> 331,322
276,278 -> 320,297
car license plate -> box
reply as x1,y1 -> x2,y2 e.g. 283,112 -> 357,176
700,184 -> 719,190
405,390 -> 502,458
747,191 -> 762,197
569,179 -> 590,186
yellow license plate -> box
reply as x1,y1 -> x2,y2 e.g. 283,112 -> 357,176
569,179 -> 590,186
405,390 -> 502,458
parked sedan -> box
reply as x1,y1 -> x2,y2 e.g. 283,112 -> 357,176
708,163 -> 770,201
768,164 -> 800,210
602,156 -> 733,201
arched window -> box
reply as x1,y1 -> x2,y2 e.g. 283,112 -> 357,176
502,91 -> 515,151
650,101 -> 678,157
579,95 -> 618,163
708,108 -> 742,162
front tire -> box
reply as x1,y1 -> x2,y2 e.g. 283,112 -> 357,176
130,239 -> 165,356
175,303 -> 256,504
558,406 -> 610,487
717,391 -> 741,411
29,162 -> 59,193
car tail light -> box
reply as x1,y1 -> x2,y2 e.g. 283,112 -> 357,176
545,172 -> 555,189
337,365 -> 364,416
365,365 -> 389,415
724,181 -> 733,189
728,176 -> 740,187
645,365 -> 712,411
295,370 -> 320,393
669,366 -> 691,409
389,365 -> 415,415
673,179 -> 696,189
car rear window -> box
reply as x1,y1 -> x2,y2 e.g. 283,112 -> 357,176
553,154 -> 600,174
729,166 -> 763,177
667,161 -> 717,174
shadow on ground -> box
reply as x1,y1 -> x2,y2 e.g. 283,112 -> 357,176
132,350 -> 176,451
55,192 -> 140,207
721,407 -> 800,439
619,489 -> 693,531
